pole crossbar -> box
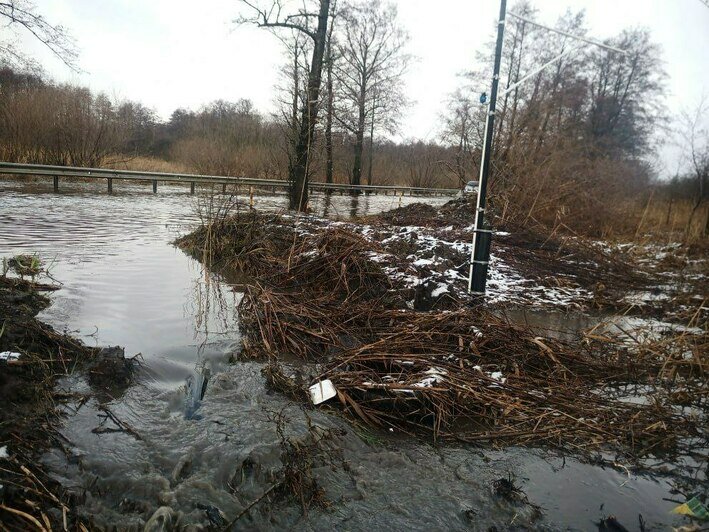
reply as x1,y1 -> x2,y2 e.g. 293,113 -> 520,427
508,12 -> 628,55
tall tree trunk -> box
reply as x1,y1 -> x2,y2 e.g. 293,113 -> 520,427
456,124 -> 467,185
351,87 -> 366,192
291,40 -> 300,163
325,39 -> 334,184
289,0 -> 330,211
502,21 -> 526,161
366,91 -> 376,186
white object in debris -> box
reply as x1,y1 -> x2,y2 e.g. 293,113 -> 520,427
0,351 -> 20,362
309,379 -> 337,405
0,446 -> 8,459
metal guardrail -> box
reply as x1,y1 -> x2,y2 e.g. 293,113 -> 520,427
0,162 -> 459,196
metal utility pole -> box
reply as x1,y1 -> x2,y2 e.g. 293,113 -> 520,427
468,0 -> 507,295
467,4 -> 626,296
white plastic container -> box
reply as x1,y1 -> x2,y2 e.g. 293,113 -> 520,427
309,379 -> 337,405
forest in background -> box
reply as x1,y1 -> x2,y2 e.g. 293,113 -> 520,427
0,67 -> 458,188
0,0 -> 706,237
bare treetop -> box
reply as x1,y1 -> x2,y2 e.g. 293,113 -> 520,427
0,0 -> 79,71
235,0 -> 326,40
236,0 -> 333,210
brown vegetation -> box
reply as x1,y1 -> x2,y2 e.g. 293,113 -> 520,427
176,208 -> 707,462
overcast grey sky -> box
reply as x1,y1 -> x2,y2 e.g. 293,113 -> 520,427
19,0 -> 709,175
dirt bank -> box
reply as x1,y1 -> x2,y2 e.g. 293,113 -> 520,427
0,275 -> 98,529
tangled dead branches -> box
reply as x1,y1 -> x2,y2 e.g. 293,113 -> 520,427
177,210 -> 707,462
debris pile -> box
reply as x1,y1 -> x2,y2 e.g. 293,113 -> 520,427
318,309 -> 702,452
374,196 -> 476,228
177,208 -> 706,461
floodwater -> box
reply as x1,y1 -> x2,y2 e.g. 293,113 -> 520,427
0,179 -> 691,530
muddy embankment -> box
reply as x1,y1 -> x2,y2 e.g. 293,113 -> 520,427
176,196 -> 708,526
0,269 -> 134,530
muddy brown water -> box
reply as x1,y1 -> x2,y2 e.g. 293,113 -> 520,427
0,180 -> 691,530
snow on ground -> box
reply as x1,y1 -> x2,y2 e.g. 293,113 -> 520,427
600,316 -> 704,345
287,212 -> 705,313
352,222 -> 591,308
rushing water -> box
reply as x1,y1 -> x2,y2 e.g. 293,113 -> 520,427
0,180 -> 689,530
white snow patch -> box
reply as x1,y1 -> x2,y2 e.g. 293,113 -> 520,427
413,367 -> 448,388
431,283 -> 449,298
622,291 -> 670,305
472,366 -> 506,385
367,251 -> 390,263
602,316 -> 703,344
488,371 -> 506,384
445,269 -> 464,280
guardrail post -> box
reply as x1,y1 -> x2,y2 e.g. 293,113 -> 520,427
249,186 -> 254,209
152,180 -> 157,193
222,183 -> 226,194
107,178 -> 113,194
53,176 -> 59,192
190,182 -> 195,194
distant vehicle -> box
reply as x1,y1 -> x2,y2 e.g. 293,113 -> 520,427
463,180 -> 479,194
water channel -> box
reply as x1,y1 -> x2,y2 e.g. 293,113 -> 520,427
0,180 -> 688,530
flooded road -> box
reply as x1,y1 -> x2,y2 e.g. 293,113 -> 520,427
0,180 -> 689,530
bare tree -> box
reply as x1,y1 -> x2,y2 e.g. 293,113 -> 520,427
403,140 -> 445,189
679,96 -> 709,236
333,0 -> 409,190
0,0 -> 78,71
272,30 -> 312,180
587,28 -> 666,159
440,88 -> 484,186
237,0 -> 332,211
0,81 -> 126,166
447,4 -> 669,234
323,2 -> 338,184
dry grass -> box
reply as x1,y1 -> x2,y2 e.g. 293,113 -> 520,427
320,309 -> 706,451
633,198 -> 709,241
102,155 -> 194,174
